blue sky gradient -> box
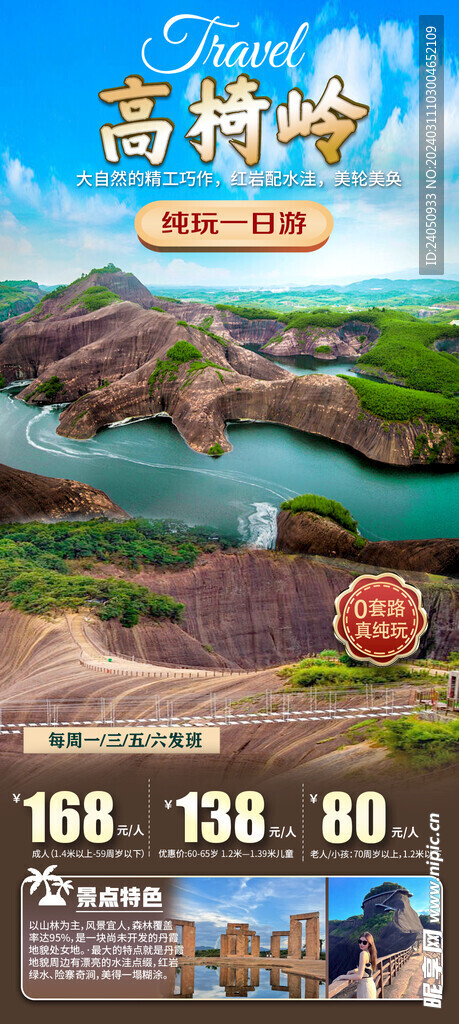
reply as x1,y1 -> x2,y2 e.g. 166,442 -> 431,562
329,875 -> 433,921
1,1 -> 458,284
173,875 -> 326,948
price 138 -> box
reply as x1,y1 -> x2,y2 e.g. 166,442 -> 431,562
176,791 -> 265,843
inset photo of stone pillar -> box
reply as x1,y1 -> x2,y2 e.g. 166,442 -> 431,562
170,875 -> 326,999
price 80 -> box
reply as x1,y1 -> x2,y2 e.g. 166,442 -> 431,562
322,791 -> 386,844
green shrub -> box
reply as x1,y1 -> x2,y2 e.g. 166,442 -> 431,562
280,494 -> 359,534
167,340 -> 202,362
148,341 -> 203,392
30,376 -> 64,401
279,657 -> 416,690
78,286 -> 121,313
207,442 -> 224,456
0,560 -> 182,625
315,344 -> 331,353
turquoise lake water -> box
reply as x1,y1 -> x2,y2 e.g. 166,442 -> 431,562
0,389 -> 457,544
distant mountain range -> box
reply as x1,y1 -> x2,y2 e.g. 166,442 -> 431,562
146,278 -> 459,310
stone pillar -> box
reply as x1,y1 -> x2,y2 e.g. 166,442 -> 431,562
270,934 -> 281,957
182,922 -> 195,956
236,930 -> 249,955
220,933 -> 228,957
251,934 -> 260,957
306,914 -> 320,959
288,920 -> 302,958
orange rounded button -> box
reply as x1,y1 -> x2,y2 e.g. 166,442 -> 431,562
135,199 -> 333,253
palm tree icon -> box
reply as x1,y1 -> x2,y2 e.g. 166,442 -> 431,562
24,866 -> 74,906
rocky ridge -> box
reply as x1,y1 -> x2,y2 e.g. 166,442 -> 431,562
276,509 -> 459,575
0,463 -> 127,522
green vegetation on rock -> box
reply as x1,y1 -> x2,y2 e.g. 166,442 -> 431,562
215,303 -> 282,321
148,340 -> 203,391
279,655 -> 422,691
74,286 -> 121,313
149,340 -> 230,393
28,376 -> 64,402
0,531 -> 186,626
0,562 -> 182,626
207,442 -> 224,456
363,882 -> 405,901
348,714 -> 459,768
0,519 -> 207,570
0,518 -> 233,626
342,376 -> 459,449
280,494 -> 359,534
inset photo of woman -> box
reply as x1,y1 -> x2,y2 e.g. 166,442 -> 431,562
327,876 -> 439,1000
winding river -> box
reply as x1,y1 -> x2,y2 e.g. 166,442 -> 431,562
0,387 -> 457,546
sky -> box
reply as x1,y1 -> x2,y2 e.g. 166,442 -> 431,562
173,875 -> 326,948
1,1 -> 458,286
329,875 -> 433,921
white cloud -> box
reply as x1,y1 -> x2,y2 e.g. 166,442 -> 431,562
379,22 -> 414,73
0,232 -> 33,256
314,1 -> 338,31
371,59 -> 459,185
3,153 -> 41,207
0,209 -> 24,232
185,72 -> 201,103
49,178 -> 132,226
309,27 -> 382,113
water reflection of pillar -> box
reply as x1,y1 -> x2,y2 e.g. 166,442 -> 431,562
304,977 -> 320,999
235,967 -> 249,990
251,966 -> 260,987
179,965 -> 195,998
270,967 -> 280,987
219,966 -> 229,987
224,966 -> 253,997
288,974 -> 302,999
